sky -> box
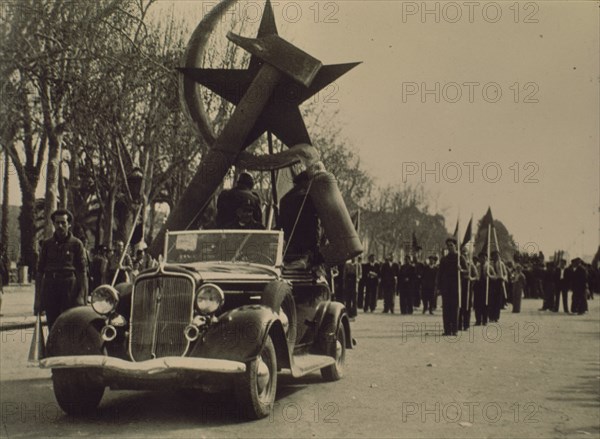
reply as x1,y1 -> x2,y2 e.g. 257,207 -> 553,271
4,0 -> 599,259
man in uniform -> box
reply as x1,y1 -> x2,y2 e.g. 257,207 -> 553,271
363,254 -> 380,312
278,171 -> 321,266
553,259 -> 569,313
474,252 -> 494,326
34,209 -> 88,330
571,258 -> 589,315
489,250 -> 508,322
216,172 -> 262,227
412,247 -> 424,309
356,256 -> 365,309
437,238 -> 460,336
421,255 -> 438,314
398,255 -> 415,314
343,257 -> 361,318
380,254 -> 398,313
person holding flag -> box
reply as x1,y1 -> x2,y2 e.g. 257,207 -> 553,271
459,245 -> 479,330
437,237 -> 461,336
458,218 -> 479,331
474,251 -> 494,326
489,250 -> 508,322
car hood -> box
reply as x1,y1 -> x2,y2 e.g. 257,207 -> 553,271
179,262 -> 280,282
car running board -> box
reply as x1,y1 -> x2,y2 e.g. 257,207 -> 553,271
290,354 -> 335,378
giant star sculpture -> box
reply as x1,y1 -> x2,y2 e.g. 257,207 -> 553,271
178,0 -> 360,149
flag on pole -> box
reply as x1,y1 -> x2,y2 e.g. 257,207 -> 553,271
480,207 -> 494,231
453,220 -> 459,239
462,217 -> 472,249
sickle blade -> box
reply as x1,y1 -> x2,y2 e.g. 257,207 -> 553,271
179,0 -> 239,145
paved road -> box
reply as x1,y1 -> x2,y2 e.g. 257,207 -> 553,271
1,299 -> 598,438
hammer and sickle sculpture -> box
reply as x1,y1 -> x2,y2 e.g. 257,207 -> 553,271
149,0 -> 362,265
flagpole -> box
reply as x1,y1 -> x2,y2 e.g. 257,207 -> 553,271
456,219 -> 461,330
467,214 -> 474,311
486,224 -> 491,305
492,226 -> 508,303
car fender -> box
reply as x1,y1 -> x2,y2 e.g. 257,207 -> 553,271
316,301 -> 353,350
260,280 -> 297,348
189,305 -> 291,367
46,306 -> 105,357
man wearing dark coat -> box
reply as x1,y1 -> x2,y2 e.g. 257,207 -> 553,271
553,259 -> 570,313
474,252 -> 494,326
398,255 -> 415,314
277,171 -> 321,265
380,254 -> 398,313
489,250 -> 507,322
216,172 -> 262,227
421,255 -> 438,314
412,249 -> 424,309
570,258 -> 589,315
437,238 -> 461,335
363,254 -> 380,312
34,209 -> 88,330
343,258 -> 361,317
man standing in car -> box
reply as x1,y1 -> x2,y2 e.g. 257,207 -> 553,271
34,209 -> 88,330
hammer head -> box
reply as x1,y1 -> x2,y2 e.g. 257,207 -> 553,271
227,32 -> 322,87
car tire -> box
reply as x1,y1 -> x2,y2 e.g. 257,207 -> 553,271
235,335 -> 277,419
52,369 -> 105,416
321,321 -> 346,381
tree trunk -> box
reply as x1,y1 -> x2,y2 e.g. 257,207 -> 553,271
43,139 -> 60,237
1,150 -> 9,257
18,189 -> 37,271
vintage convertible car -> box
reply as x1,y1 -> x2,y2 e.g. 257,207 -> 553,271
40,229 -> 352,419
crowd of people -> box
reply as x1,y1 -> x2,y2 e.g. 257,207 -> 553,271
337,241 -> 598,336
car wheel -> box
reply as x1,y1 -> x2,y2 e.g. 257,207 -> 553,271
235,335 -> 277,419
321,321 -> 346,381
52,369 -> 105,416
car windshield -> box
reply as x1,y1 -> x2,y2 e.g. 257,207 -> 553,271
165,230 -> 282,267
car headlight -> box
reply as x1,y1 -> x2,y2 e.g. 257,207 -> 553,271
91,285 -> 119,316
195,283 -> 224,315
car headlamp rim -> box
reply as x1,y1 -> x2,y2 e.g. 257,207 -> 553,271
91,284 -> 120,316
195,283 -> 225,315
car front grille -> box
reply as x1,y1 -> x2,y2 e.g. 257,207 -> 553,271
129,274 -> 194,361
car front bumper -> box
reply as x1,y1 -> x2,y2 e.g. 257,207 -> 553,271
40,355 -> 246,377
